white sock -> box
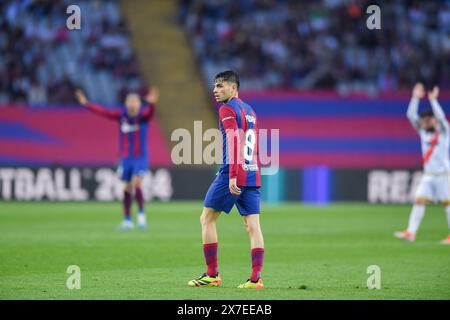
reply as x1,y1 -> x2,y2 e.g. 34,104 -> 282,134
445,206 -> 450,231
407,204 -> 425,234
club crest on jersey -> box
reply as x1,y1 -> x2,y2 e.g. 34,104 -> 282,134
121,122 -> 140,133
245,115 -> 256,123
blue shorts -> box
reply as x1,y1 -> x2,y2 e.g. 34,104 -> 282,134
118,158 -> 148,182
204,175 -> 261,215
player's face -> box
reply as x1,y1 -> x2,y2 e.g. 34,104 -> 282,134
213,79 -> 236,103
420,116 -> 437,131
125,93 -> 141,116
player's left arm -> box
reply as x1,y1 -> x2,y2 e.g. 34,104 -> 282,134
219,105 -> 241,195
141,87 -> 159,121
407,83 -> 425,132
428,86 -> 449,131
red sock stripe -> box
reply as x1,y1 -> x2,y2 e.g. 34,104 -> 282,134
123,191 -> 132,218
203,242 -> 218,276
251,248 -> 264,281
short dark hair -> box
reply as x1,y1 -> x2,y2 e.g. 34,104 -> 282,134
419,110 -> 435,118
214,70 -> 240,89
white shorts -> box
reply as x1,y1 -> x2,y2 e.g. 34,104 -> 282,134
415,174 -> 450,202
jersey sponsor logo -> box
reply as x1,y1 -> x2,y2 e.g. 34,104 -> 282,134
121,122 -> 140,133
242,163 -> 259,171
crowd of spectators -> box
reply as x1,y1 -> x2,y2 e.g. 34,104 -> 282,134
2,0 -> 448,105
179,0 -> 450,94
0,0 -> 146,106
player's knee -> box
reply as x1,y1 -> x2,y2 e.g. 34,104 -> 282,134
243,220 -> 250,233
200,212 -> 212,227
246,222 -> 258,235
200,213 -> 206,226
245,215 -> 261,234
132,178 -> 142,189
123,183 -> 132,192
201,209 -> 219,226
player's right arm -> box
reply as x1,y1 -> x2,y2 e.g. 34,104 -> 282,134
219,105 -> 241,195
428,86 -> 449,131
407,83 -> 425,131
75,89 -> 121,120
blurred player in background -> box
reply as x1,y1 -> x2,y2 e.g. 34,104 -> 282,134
394,83 -> 450,244
75,88 -> 159,230
188,71 -> 265,289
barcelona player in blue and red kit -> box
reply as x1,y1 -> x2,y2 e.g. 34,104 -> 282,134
75,88 -> 159,230
188,71 -> 265,289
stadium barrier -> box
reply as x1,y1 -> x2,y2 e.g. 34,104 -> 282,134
0,166 -> 421,204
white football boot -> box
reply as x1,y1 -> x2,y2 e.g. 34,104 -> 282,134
117,219 -> 134,230
137,212 -> 147,230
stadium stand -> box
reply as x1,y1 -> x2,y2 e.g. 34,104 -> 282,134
179,0 -> 450,94
0,0 -> 146,106
0,0 -> 173,166
119,0 -> 217,145
178,0 -> 450,168
1,0 -> 449,169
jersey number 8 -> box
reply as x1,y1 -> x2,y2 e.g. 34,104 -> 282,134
244,129 -> 256,162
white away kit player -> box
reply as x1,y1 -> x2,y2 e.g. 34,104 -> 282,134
394,83 -> 450,244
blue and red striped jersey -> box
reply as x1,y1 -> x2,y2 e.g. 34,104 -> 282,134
218,97 -> 261,187
85,103 -> 154,160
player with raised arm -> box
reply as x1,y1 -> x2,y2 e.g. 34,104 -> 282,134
188,71 -> 265,289
75,88 -> 159,230
394,83 -> 450,244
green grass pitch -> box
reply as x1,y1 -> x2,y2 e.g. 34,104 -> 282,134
0,201 -> 449,300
